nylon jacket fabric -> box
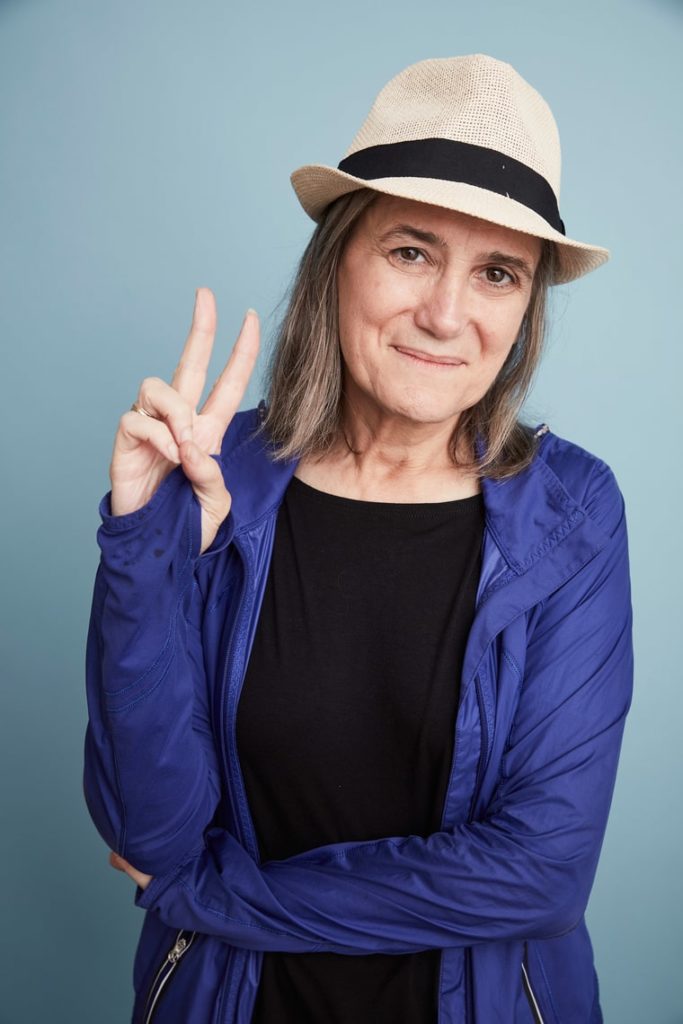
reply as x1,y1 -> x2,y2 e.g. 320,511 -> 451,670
83,405 -> 634,1024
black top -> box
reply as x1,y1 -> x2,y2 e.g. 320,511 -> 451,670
236,473 -> 485,1024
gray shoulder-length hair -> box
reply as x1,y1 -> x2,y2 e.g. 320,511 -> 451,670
258,188 -> 557,480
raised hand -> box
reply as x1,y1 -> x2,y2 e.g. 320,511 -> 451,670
109,287 -> 259,554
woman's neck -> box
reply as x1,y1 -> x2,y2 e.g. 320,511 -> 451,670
294,418 -> 480,503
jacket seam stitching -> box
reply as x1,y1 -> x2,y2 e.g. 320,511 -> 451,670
106,642 -> 176,713
104,576 -> 195,709
512,507 -> 585,573
102,620 -> 175,699
502,648 -> 522,679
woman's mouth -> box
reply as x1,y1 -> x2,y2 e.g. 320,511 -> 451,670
393,346 -> 466,368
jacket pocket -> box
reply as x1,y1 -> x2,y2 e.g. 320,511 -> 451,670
141,928 -> 196,1024
522,941 -> 545,1024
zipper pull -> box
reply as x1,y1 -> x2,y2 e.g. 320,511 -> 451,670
167,932 -> 192,964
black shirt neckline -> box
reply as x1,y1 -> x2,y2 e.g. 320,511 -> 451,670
288,473 -> 485,515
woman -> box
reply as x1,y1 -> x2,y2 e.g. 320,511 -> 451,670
84,55 -> 633,1023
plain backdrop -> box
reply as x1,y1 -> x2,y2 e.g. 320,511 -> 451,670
1,0 -> 681,1021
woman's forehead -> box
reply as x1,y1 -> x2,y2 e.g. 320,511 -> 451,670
362,194 -> 541,259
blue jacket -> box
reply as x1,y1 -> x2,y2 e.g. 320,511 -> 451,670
83,404 -> 634,1023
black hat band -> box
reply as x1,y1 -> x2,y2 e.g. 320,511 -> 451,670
337,137 -> 565,235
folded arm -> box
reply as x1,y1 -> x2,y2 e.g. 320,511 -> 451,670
136,474 -> 634,953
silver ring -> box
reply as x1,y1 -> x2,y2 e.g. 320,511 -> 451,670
130,402 -> 156,418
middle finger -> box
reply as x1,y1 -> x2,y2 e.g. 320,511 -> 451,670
200,308 -> 260,429
170,287 -> 217,408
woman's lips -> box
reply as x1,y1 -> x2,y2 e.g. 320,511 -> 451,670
394,346 -> 466,368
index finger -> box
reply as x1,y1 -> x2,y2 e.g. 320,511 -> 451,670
170,287 -> 217,407
200,308 -> 260,429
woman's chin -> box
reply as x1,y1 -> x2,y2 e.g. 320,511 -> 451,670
372,390 -> 465,428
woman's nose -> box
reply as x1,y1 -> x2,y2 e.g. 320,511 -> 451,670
413,272 -> 470,340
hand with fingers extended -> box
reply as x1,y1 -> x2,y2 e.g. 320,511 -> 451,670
110,287 -> 260,555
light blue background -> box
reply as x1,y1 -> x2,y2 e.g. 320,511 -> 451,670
1,0 -> 681,1021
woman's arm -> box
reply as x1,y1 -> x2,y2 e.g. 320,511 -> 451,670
83,466 -> 234,876
83,289 -> 259,877
134,465 -> 634,952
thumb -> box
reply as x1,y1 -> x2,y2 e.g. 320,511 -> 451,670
180,441 -> 230,508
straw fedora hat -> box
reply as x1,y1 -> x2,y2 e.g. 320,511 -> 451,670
290,55 -> 609,285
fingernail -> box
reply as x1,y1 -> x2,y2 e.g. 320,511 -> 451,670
245,308 -> 257,319
167,442 -> 180,462
184,441 -> 196,462
179,427 -> 193,443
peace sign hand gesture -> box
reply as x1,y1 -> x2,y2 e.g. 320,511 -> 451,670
109,288 -> 259,555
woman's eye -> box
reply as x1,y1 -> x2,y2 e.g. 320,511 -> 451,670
393,246 -> 426,264
484,266 -> 515,287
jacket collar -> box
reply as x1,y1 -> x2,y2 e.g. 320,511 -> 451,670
221,410 -> 299,534
223,409 -> 610,592
479,434 -> 609,578
465,427 -> 612,685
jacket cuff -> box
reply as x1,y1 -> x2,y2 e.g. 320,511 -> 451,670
134,869 -> 182,911
133,836 -> 206,911
98,457 -> 235,561
98,464 -> 187,534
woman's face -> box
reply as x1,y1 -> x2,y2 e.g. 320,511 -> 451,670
336,194 -> 542,433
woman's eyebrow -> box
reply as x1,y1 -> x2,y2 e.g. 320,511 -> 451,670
378,224 -> 448,248
377,226 -> 535,280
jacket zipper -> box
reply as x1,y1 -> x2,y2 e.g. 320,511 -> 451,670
218,530 -> 263,1022
466,672 -> 489,822
220,531 -> 261,858
521,942 -> 545,1024
141,928 -> 196,1024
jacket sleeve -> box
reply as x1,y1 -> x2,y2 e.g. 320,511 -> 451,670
83,459 -> 234,876
135,462 -> 634,953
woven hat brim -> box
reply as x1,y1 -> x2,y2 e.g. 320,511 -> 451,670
290,164 -> 609,286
